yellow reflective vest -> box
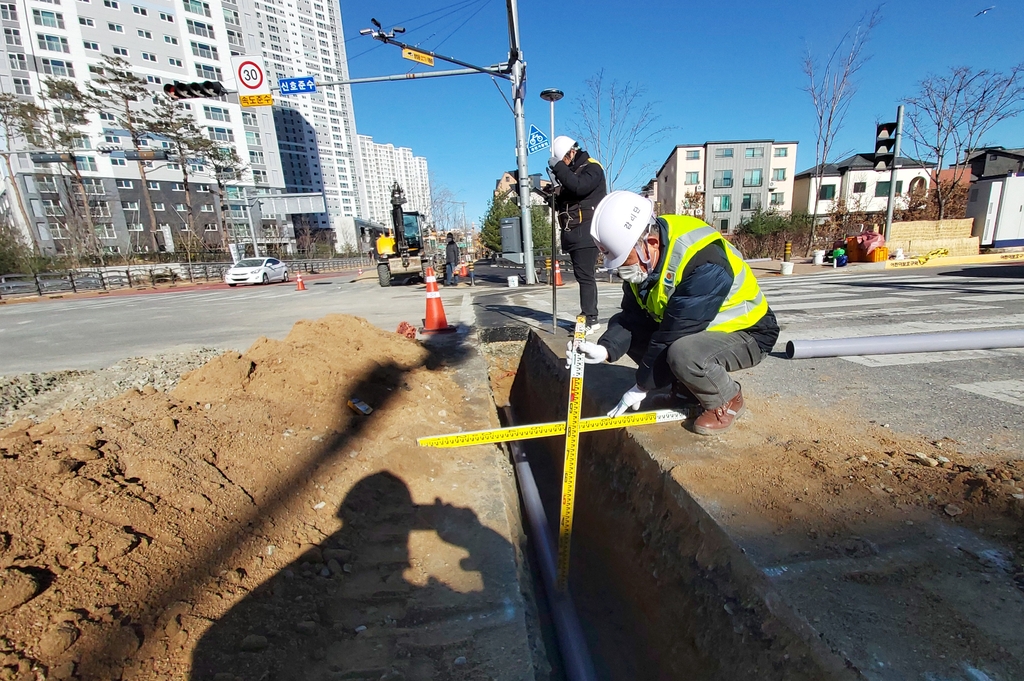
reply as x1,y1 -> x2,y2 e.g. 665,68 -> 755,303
630,215 -> 768,333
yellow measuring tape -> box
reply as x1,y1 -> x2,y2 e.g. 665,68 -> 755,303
557,315 -> 588,589
416,409 -> 686,448
415,315 -> 688,592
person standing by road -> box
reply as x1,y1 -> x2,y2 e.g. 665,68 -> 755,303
548,136 -> 606,335
444,232 -> 460,287
568,190 -> 779,435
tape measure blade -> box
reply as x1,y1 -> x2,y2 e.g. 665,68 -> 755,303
556,315 -> 588,590
417,419 -> 567,448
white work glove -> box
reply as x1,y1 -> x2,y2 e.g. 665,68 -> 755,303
607,384 -> 647,418
547,155 -> 560,169
565,340 -> 608,369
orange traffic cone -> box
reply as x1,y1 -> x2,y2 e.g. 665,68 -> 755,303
295,274 -> 306,291
459,262 -> 468,277
554,260 -> 564,286
420,267 -> 455,334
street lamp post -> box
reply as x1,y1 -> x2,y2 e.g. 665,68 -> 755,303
540,88 -> 563,334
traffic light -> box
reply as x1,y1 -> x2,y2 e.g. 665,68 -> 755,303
30,152 -> 74,164
874,122 -> 897,171
163,81 -> 227,99
123,150 -> 168,161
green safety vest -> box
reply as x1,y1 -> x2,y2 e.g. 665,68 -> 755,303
630,215 -> 768,332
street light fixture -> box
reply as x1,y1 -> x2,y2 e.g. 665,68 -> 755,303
539,88 -> 563,333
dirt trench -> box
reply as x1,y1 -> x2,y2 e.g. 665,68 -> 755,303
501,331 -> 1024,681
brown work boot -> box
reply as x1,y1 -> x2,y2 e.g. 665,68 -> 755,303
693,389 -> 745,435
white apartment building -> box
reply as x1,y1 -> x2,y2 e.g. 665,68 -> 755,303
654,140 -> 798,233
358,134 -> 430,229
263,0 -> 368,251
0,0 -> 292,255
793,154 -> 930,217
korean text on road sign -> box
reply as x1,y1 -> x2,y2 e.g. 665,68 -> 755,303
527,124 -> 549,154
231,55 -> 273,107
279,76 -> 316,95
402,48 -> 435,67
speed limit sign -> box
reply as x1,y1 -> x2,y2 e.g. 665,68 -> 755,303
230,55 -> 273,107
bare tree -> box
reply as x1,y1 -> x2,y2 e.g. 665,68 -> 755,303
429,176 -> 460,237
0,94 -> 36,249
88,56 -> 163,254
802,8 -> 880,252
904,64 -> 1024,220
568,70 -> 673,191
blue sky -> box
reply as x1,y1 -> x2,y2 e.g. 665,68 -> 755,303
339,0 -> 1024,227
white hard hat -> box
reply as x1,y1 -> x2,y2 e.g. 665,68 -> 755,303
551,135 -> 576,160
590,190 -> 656,269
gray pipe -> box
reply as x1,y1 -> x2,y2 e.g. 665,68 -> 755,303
786,328 -> 1024,359
499,406 -> 598,681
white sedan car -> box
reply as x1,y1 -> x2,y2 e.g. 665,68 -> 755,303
224,257 -> 290,286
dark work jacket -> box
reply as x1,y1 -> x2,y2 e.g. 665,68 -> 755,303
445,241 -> 460,265
551,148 -> 607,252
597,219 -> 780,391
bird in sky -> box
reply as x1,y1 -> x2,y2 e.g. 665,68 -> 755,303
974,5 -> 995,16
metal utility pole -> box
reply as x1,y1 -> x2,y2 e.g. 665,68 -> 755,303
506,0 -> 536,283
358,2 -> 536,283
540,88 -> 564,333
883,105 -> 904,242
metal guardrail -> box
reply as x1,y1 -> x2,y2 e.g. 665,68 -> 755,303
0,257 -> 372,299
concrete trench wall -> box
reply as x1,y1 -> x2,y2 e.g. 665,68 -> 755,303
508,332 -> 858,680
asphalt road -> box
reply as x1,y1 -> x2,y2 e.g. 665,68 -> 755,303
2,261 -> 1023,455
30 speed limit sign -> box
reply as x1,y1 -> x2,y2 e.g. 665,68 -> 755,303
230,55 -> 273,107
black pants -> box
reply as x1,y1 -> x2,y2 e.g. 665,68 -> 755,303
568,246 -> 599,323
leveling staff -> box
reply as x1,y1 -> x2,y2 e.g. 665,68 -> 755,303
568,191 -> 779,435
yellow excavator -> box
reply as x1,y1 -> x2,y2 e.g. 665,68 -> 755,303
375,183 -> 426,287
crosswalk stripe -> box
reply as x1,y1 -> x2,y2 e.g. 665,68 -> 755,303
770,295 -> 919,311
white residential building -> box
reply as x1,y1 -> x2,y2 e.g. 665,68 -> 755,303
654,140 -> 798,233
0,0 -> 291,255
358,135 -> 431,229
793,154 -> 930,218
264,0 -> 368,251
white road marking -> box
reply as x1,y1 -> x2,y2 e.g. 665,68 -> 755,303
460,293 -> 475,327
951,293 -> 1024,302
788,303 -> 1001,320
770,296 -> 919,311
954,379 -> 1024,407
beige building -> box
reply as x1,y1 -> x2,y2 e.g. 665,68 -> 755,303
653,140 -> 798,233
793,154 -> 930,218
493,171 -> 550,206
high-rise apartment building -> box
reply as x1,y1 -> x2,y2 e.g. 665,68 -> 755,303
654,140 -> 798,234
263,0 -> 368,251
0,0 -> 294,255
357,134 -> 430,229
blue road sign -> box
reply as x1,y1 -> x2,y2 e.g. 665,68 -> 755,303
527,124 -> 549,154
279,76 -> 316,95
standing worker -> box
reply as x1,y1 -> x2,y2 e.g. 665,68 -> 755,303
444,232 -> 460,287
548,135 -> 606,335
568,191 -> 779,435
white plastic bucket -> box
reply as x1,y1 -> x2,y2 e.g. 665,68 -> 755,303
812,250 -> 826,266
780,261 -> 795,276
507,275 -> 519,288
895,248 -> 905,260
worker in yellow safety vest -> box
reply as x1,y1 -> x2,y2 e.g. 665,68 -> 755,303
567,190 -> 780,435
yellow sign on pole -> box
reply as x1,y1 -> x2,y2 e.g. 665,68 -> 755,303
240,93 -> 274,107
402,48 -> 435,67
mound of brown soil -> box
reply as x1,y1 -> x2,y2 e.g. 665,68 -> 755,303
0,315 -> 485,680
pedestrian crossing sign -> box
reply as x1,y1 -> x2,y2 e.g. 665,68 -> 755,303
527,125 -> 549,154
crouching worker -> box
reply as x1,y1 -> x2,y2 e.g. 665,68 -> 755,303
569,190 -> 779,435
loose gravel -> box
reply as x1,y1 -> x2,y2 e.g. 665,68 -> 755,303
0,348 -> 224,427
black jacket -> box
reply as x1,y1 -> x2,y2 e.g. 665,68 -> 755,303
445,241 -> 460,265
551,149 -> 606,251
597,219 -> 780,391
